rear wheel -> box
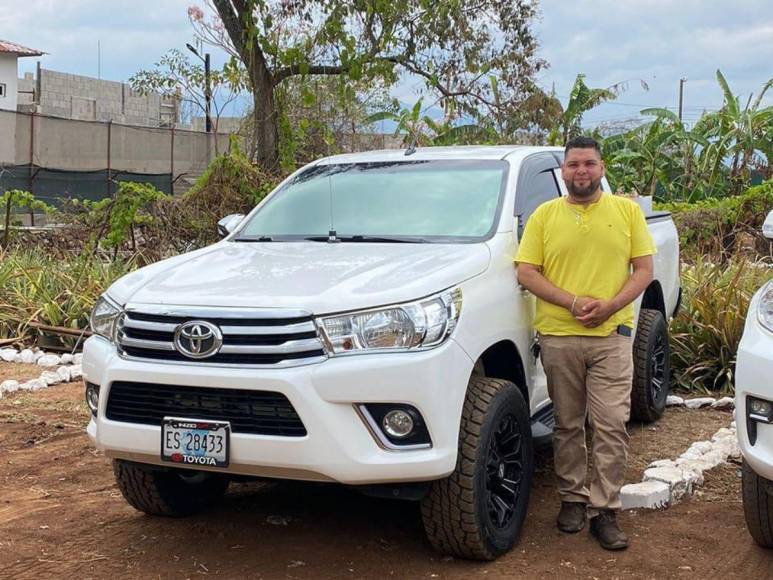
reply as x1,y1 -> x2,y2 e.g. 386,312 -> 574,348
421,376 -> 533,560
113,460 -> 229,517
742,460 -> 773,548
630,308 -> 670,422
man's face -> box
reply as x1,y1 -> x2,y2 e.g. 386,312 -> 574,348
561,147 -> 605,199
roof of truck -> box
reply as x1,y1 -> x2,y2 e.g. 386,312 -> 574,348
315,145 -> 564,164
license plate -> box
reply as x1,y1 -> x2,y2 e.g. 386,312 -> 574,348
161,418 -> 230,468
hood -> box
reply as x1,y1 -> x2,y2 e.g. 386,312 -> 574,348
108,241 -> 490,314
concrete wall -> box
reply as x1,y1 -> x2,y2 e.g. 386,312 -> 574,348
0,54 -> 19,112
36,69 -> 178,127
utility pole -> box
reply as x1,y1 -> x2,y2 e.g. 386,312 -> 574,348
678,77 -> 687,122
186,43 -> 212,133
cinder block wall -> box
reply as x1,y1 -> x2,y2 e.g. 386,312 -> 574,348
37,69 -> 176,126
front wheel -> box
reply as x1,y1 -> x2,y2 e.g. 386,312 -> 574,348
421,376 -> 533,560
113,460 -> 229,517
742,460 -> 773,548
630,308 -> 670,422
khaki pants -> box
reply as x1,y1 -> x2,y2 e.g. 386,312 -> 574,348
539,333 -> 633,515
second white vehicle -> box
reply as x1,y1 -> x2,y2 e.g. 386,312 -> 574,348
83,146 -> 681,560
736,208 -> 773,548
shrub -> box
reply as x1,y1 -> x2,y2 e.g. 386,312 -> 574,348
670,257 -> 773,394
0,248 -> 138,342
656,179 -> 773,262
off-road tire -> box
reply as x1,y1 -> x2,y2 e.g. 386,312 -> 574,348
742,460 -> 773,548
630,308 -> 670,422
113,460 -> 229,517
421,377 -> 533,560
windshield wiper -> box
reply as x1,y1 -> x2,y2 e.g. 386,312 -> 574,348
303,235 -> 426,243
235,235 -> 274,242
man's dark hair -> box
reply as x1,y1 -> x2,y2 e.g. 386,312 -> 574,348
564,136 -> 602,157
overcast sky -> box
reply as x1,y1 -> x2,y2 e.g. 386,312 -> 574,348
2,0 -> 771,129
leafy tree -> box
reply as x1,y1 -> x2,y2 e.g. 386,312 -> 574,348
130,48 -> 248,138
204,0 -> 546,170
547,74 -> 644,145
1,190 -> 53,248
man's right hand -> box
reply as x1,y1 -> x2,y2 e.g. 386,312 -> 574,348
572,296 -> 597,316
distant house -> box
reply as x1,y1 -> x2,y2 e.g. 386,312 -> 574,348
1,38 -> 179,127
0,39 -> 44,112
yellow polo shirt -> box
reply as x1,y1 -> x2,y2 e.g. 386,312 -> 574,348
515,193 -> 656,336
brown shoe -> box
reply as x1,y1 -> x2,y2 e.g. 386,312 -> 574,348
557,501 -> 587,533
589,510 -> 628,550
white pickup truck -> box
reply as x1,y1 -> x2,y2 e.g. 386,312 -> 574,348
83,146 -> 680,560
736,209 -> 773,548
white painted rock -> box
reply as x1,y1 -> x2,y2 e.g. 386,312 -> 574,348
70,364 -> 83,380
13,354 -> 23,363
0,348 -> 18,362
711,397 -> 734,410
676,457 -> 716,474
60,353 -> 74,365
56,366 -> 72,382
0,380 -> 20,394
23,379 -> 47,391
666,395 -> 685,407
621,480 -> 671,510
731,420 -> 736,429
643,466 -> 692,501
684,397 -> 716,409
20,349 -> 35,364
712,428 -> 735,442
679,447 -> 705,460
37,354 -> 61,367
73,353 -> 83,365
687,441 -> 713,455
40,371 -> 63,386
32,349 -> 44,362
648,459 -> 678,469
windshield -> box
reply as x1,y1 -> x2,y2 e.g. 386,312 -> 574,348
235,160 -> 508,242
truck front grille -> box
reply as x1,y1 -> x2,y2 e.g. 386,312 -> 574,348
106,381 -> 307,437
116,306 -> 327,367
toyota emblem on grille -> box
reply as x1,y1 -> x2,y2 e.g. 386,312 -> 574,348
174,321 -> 223,359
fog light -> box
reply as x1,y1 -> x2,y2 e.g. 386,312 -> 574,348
382,409 -> 414,439
750,398 -> 773,419
85,382 -> 100,416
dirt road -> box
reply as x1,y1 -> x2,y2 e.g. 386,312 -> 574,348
1,380 -> 771,579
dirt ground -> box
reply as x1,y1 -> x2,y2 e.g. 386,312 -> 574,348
1,372 -> 771,579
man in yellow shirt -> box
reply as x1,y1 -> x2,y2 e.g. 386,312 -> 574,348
516,136 -> 656,550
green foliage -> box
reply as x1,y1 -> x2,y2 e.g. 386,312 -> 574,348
180,142 -> 280,245
211,0 -> 546,167
0,248 -> 139,339
67,182 -> 169,251
670,257 -> 772,394
656,179 -> 773,261
546,74 -> 638,145
603,70 -> 772,202
1,189 -> 54,247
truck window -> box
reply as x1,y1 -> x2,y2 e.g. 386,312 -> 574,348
514,156 -> 561,240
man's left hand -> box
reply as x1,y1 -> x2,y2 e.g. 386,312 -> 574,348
575,299 -> 618,328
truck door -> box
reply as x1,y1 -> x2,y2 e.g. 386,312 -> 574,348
514,154 -> 563,412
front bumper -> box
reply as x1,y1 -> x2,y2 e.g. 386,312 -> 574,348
83,336 -> 474,485
735,304 -> 773,481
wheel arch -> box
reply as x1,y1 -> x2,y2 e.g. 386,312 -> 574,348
472,340 -> 529,406
641,280 -> 666,319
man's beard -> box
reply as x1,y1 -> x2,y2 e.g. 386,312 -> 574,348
566,176 -> 602,199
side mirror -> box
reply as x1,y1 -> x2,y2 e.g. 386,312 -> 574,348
217,214 -> 245,238
763,209 -> 773,240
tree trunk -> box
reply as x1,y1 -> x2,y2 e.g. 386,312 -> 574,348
251,68 -> 280,171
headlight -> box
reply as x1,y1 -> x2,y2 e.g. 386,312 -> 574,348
318,287 -> 462,355
90,295 -> 122,342
758,280 -> 773,333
